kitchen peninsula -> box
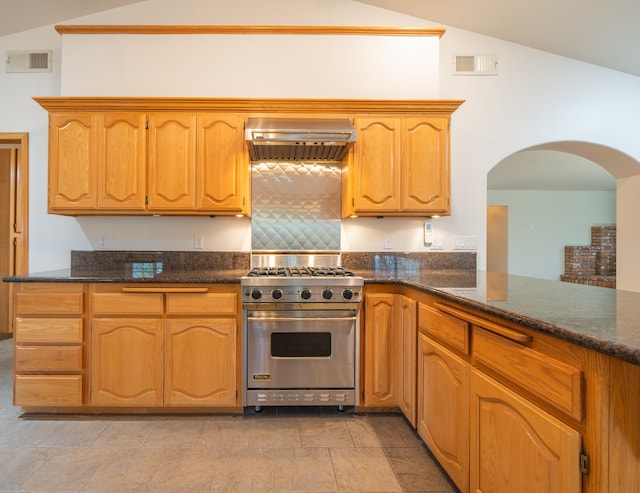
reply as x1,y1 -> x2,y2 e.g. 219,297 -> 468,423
4,251 -> 639,493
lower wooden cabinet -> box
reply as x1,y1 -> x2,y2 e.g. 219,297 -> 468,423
13,283 -> 86,407
470,368 -> 581,493
165,318 -> 236,406
90,285 -> 238,408
91,317 -> 164,406
417,333 -> 469,493
363,293 -> 398,407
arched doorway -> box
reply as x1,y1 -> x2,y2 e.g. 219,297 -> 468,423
0,132 -> 29,335
487,141 -> 640,291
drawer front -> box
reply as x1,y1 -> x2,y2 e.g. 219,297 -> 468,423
16,291 -> 84,315
166,292 -> 237,315
92,292 -> 164,315
473,326 -> 583,420
418,303 -> 470,354
14,375 -> 83,406
15,346 -> 83,371
15,318 -> 83,344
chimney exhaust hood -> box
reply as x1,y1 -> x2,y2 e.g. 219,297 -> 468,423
245,117 -> 356,162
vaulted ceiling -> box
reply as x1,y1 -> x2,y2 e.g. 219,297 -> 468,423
2,0 -> 639,77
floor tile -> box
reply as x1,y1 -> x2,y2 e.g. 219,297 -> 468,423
331,447 -> 403,492
0,338 -> 459,493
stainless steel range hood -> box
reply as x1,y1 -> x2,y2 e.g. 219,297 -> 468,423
245,117 -> 356,162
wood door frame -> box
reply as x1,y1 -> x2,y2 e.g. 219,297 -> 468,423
0,132 -> 29,334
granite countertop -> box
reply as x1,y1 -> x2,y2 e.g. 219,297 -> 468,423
4,251 -> 639,366
355,268 -> 640,366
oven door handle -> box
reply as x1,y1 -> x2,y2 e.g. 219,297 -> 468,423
247,316 -> 357,323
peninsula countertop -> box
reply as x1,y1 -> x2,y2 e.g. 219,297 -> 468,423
4,266 -> 639,366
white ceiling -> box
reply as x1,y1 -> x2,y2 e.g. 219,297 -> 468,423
488,150 -> 616,191
1,0 -> 639,77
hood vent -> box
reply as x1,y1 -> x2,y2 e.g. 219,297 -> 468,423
245,117 -> 356,162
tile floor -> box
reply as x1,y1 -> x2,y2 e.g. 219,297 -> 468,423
0,337 -> 458,492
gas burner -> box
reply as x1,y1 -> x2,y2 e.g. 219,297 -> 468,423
246,266 -> 355,278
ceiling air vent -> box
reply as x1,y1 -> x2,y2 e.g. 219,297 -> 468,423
452,54 -> 498,76
5,50 -> 52,73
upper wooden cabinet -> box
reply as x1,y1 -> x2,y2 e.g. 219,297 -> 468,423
98,112 -> 147,210
48,113 -> 98,210
148,113 -> 198,211
44,107 -> 249,216
37,97 -> 463,217
343,114 -> 452,217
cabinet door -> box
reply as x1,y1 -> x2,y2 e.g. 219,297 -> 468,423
418,333 -> 470,492
363,293 -> 398,406
165,318 -> 236,406
148,113 -> 197,210
97,112 -> 147,210
197,114 -> 249,214
470,369 -> 581,493
48,113 -> 98,210
91,318 -> 164,406
401,116 -> 450,214
351,117 -> 401,213
398,295 -> 417,426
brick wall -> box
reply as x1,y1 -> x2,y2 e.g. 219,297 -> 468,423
560,225 -> 616,289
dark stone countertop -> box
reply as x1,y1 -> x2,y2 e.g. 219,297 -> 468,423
354,268 -> 640,366
4,261 -> 639,366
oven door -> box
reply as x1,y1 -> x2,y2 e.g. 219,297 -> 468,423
245,309 -> 356,389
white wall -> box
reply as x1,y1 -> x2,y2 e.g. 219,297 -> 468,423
488,190 -> 616,280
2,0 -> 640,291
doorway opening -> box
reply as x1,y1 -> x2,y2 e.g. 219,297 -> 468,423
0,133 -> 29,336
486,141 -> 640,288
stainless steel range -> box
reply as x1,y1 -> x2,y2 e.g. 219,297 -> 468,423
241,253 -> 363,411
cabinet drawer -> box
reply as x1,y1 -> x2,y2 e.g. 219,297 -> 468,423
14,375 -> 83,406
16,290 -> 84,315
15,346 -> 83,371
473,326 -> 583,420
92,292 -> 164,315
166,292 -> 236,315
15,318 -> 83,344
418,303 -> 470,354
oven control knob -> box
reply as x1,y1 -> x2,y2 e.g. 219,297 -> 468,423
300,288 -> 312,300
250,289 -> 263,300
271,289 -> 283,300
322,289 -> 333,300
342,289 -> 354,300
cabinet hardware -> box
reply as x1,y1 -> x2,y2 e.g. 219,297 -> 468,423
121,287 -> 209,293
580,450 -> 590,474
434,302 -> 532,344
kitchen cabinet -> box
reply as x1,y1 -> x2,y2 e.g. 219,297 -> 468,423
413,297 -> 598,493
147,113 -> 197,210
197,113 -> 250,213
98,112 -> 147,210
92,317 -> 164,406
44,107 -> 249,215
417,303 -> 470,493
398,295 -> 417,426
362,291 -> 417,425
48,113 -> 98,210
343,115 -> 451,217
91,285 -> 238,407
363,293 -> 398,407
13,283 -> 85,406
471,368 -> 581,493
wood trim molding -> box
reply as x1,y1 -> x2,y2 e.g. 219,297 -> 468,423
33,97 -> 464,114
54,25 -> 446,37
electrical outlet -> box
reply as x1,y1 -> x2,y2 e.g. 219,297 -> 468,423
194,235 -> 204,249
384,236 -> 392,249
431,236 -> 444,250
99,234 -> 108,249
